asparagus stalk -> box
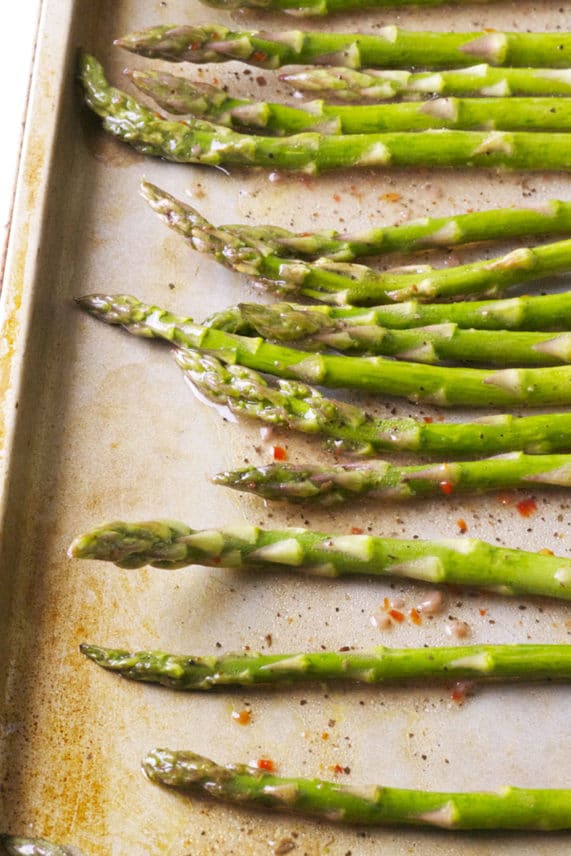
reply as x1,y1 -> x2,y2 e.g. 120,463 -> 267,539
0,837 -> 76,856
141,182 -> 571,305
128,70 -> 571,134
211,302 -> 571,366
80,55 -> 571,173
199,0 -> 516,15
177,349 -> 571,457
138,181 -> 571,262
77,293 -> 571,409
282,65 -> 571,100
214,453 -> 571,505
115,25 -> 571,71
143,748 -> 571,830
69,519 -> 571,601
205,293 -> 571,333
82,643 -> 571,689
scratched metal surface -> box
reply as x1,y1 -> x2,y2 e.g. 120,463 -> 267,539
0,0 -> 570,853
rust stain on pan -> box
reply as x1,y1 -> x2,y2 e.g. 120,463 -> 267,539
0,84 -> 49,457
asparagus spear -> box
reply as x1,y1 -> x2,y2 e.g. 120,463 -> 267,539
177,349 -> 571,457
145,748 -> 571,830
214,453 -> 571,505
0,837 -> 76,856
211,302 -> 571,366
128,70 -> 571,134
141,182 -> 571,305
77,293 -> 571,408
80,55 -> 571,173
282,65 -> 571,100
199,0 -> 514,14
115,25 -> 571,71
205,292 -> 571,333
82,642 -> 571,689
140,182 -> 571,262
69,519 -> 571,601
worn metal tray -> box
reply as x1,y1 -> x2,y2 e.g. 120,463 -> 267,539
1,0 -> 570,853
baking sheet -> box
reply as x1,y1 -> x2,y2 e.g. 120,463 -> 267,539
1,0 -> 570,853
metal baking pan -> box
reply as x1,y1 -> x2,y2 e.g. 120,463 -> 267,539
1,0 -> 570,852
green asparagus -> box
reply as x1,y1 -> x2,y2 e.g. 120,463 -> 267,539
205,293 -> 571,333
214,453 -> 571,505
0,837 -> 75,856
82,643 -> 571,689
144,748 -> 571,829
128,70 -> 571,134
210,302 -> 571,366
80,56 -> 571,173
115,25 -> 571,71
70,519 -> 571,601
199,0 -> 516,15
141,182 -> 571,304
77,293 -> 571,408
177,349 -> 571,457
140,185 -> 571,262
282,65 -> 571,100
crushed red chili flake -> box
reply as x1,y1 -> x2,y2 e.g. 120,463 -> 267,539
272,445 -> 287,461
450,681 -> 474,704
252,50 -> 268,63
321,732 -> 330,740
409,608 -> 422,626
333,193 -> 342,202
479,608 -> 487,617
388,609 -> 405,623
439,480 -> 454,495
232,709 -> 251,725
516,497 -> 537,518
330,764 -> 345,774
456,518 -> 468,533
350,526 -> 364,535
423,416 -> 434,423
257,758 -> 276,772
381,192 -> 401,202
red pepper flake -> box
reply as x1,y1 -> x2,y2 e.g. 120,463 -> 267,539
381,192 -> 402,203
479,608 -> 487,617
350,526 -> 364,535
456,518 -> 468,534
321,732 -> 329,740
409,608 -> 422,626
257,758 -> 276,772
211,556 -> 221,565
423,416 -> 434,423
516,497 -> 537,518
251,50 -> 268,63
450,681 -> 474,704
232,709 -> 251,726
332,193 -> 342,202
273,445 -> 287,461
330,764 -> 345,774
439,480 -> 454,495
388,609 -> 405,623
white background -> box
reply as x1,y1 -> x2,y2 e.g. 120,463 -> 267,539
0,1 -> 42,272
